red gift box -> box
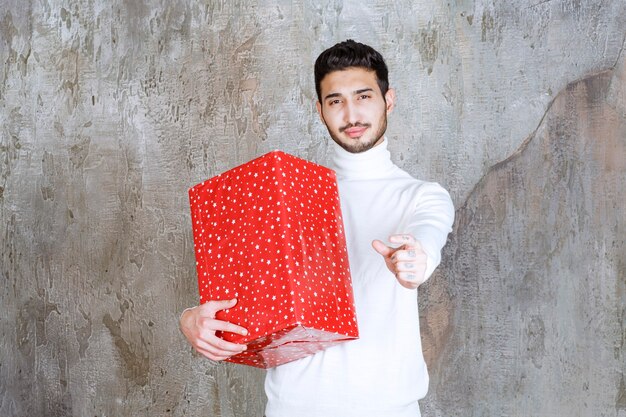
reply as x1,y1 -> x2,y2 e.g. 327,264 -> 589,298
188,151 -> 358,368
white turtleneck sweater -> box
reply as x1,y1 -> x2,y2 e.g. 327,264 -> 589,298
264,139 -> 454,417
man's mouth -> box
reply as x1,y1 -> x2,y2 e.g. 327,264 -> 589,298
340,123 -> 370,139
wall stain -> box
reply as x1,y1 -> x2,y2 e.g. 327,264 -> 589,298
432,57 -> 626,413
102,312 -> 150,387
40,151 -> 56,201
0,11 -> 18,44
60,7 -> 71,30
420,272 -> 453,367
68,136 -> 91,170
1,108 -> 23,183
0,11 -> 19,90
617,374 -> 626,410
523,315 -> 546,369
418,23 -> 439,75
480,9 -> 503,44
18,46 -> 30,77
73,306 -> 92,359
16,290 -> 60,357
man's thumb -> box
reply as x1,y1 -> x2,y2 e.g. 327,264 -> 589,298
372,239 -> 393,257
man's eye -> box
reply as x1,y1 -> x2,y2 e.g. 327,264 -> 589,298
329,99 -> 341,105
359,94 -> 370,100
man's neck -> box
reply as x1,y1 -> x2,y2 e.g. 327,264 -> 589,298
330,137 -> 396,180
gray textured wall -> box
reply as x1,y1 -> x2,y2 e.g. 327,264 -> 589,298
1,1 -> 625,416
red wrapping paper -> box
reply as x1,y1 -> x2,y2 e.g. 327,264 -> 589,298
188,151 -> 358,368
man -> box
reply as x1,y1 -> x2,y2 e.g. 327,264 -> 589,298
180,39 -> 454,417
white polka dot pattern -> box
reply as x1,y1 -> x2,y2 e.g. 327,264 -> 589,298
188,151 -> 359,368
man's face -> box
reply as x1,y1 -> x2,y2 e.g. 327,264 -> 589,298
316,67 -> 395,154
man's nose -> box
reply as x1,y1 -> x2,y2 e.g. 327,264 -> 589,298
343,101 -> 360,124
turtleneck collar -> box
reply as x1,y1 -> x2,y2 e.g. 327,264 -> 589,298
330,137 -> 397,180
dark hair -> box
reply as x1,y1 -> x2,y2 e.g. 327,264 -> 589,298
314,39 -> 389,102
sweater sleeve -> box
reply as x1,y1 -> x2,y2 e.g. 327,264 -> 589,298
406,181 -> 455,282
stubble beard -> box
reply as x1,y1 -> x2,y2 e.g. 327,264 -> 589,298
327,112 -> 388,154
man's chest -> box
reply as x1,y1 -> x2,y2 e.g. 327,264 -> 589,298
337,181 -> 417,271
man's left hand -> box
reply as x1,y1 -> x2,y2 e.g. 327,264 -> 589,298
372,234 -> 427,289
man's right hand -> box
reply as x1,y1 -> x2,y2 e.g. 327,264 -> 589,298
179,298 -> 249,361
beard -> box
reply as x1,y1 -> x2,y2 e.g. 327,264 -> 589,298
326,111 -> 388,154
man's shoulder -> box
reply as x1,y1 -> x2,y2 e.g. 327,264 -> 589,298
388,166 -> 444,189
388,169 -> 452,202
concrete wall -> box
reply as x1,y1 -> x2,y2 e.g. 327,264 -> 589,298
1,1 -> 624,416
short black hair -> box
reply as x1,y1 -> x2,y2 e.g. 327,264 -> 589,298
314,39 -> 389,102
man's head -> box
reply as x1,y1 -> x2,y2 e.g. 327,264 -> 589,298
314,40 -> 395,154
314,39 -> 389,103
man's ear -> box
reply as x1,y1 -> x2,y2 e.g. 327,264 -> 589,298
316,100 -> 324,123
384,88 -> 396,114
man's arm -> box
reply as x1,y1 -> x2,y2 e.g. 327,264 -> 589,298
373,182 -> 454,289
179,299 -> 249,361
